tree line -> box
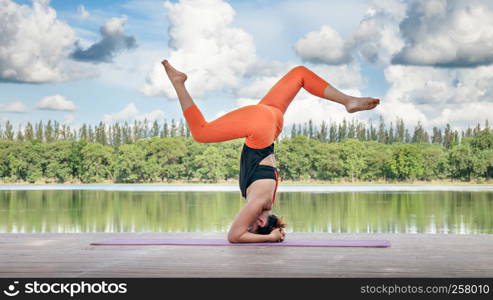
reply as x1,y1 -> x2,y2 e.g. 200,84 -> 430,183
0,118 -> 491,183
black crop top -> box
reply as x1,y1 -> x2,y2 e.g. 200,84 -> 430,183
239,143 -> 275,198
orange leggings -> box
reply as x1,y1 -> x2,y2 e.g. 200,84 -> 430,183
183,66 -> 329,149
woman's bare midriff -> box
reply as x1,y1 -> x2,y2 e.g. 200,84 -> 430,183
258,154 -> 277,168
246,154 -> 277,210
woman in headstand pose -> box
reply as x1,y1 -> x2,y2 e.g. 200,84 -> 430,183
162,60 -> 379,243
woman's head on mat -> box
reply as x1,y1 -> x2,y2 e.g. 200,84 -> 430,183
248,212 -> 287,235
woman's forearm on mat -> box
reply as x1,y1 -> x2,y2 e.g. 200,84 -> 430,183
228,231 -> 274,243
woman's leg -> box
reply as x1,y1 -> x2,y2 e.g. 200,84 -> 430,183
258,65 -> 379,114
162,61 -> 379,147
162,60 -> 276,148
162,60 -> 193,112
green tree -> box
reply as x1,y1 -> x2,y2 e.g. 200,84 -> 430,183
139,137 -> 187,181
387,144 -> 424,180
45,120 -> 54,142
111,123 -> 122,147
329,122 -> 337,142
151,121 -> 160,137
170,119 -> 177,137
161,121 -> 169,138
7,141 -> 43,182
412,121 -> 429,143
318,121 -> 328,142
432,127 -> 442,145
443,124 -> 458,149
95,122 -> 107,145
44,141 -> 74,182
276,136 -> 312,180
179,119 -> 186,137
220,140 -> 242,180
193,146 -> 226,181
338,119 -> 348,142
356,122 -> 366,141
16,126 -> 24,141
395,118 -> 405,143
0,141 -> 13,178
114,143 -> 146,183
311,142 -> 343,180
25,122 -> 34,141
290,124 -> 297,138
470,129 -> 493,151
377,116 -> 386,143
448,144 -> 475,181
181,139 -> 207,180
80,143 -> 114,183
362,141 -> 391,180
4,121 -> 14,141
79,124 -> 89,142
420,144 -> 448,180
122,122 -> 132,144
339,139 -> 365,181
68,140 -> 86,180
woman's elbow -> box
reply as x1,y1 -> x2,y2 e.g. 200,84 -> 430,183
227,231 -> 241,243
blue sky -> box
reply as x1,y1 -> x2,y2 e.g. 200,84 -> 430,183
1,0 -> 492,132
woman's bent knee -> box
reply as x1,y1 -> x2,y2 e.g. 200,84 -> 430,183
290,65 -> 309,74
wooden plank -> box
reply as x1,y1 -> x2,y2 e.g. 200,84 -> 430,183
0,233 -> 492,277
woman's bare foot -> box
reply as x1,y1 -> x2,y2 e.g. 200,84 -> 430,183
162,60 -> 187,85
345,97 -> 380,113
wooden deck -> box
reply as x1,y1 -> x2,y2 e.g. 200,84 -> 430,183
1,233 -> 492,277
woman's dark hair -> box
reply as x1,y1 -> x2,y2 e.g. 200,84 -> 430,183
256,214 -> 287,235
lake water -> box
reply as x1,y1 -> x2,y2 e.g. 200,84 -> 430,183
1,185 -> 492,234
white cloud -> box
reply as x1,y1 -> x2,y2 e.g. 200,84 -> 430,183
376,101 -> 428,127
380,64 -> 493,128
432,102 -> 493,127
103,103 -> 165,123
383,65 -> 455,105
141,0 -> 256,98
36,95 -> 77,111
77,5 -> 90,20
331,0 -> 493,130
103,103 -> 138,122
0,0 -> 91,83
311,63 -> 365,92
294,25 -> 352,65
349,0 -> 406,66
393,0 -> 493,67
232,0 -> 370,63
0,101 -> 27,113
351,0 -> 493,68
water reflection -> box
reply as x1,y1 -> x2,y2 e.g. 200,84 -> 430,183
0,190 -> 492,234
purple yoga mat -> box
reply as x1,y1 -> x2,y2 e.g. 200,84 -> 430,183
90,238 -> 390,248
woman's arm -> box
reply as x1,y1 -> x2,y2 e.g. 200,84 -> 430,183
227,200 -> 284,243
